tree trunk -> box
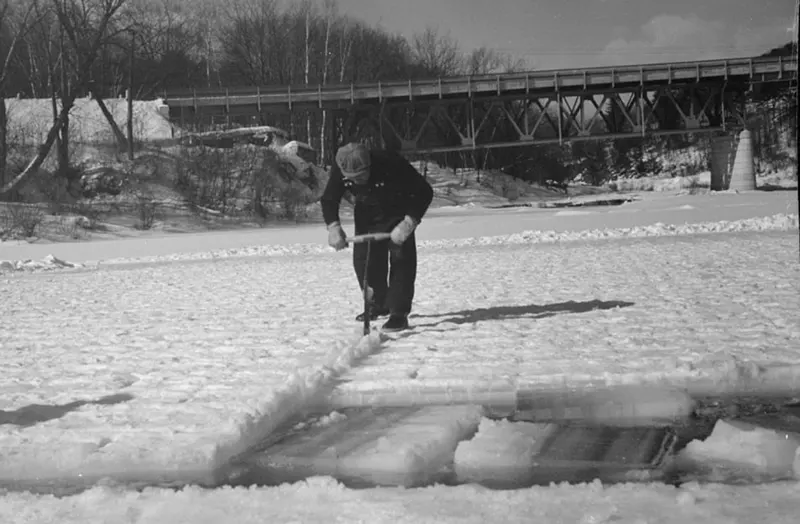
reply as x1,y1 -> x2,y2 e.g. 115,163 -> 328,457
319,5 -> 334,165
0,99 -> 6,189
58,29 -> 69,178
27,46 -> 39,98
94,92 -> 128,149
51,70 -> 59,145
127,30 -> 135,159
303,4 -> 313,146
206,38 -> 212,88
0,101 -> 74,196
50,48 -> 60,174
0,2 -> 37,188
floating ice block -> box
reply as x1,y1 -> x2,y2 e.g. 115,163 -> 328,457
250,405 -> 484,487
454,418 -> 554,486
454,418 -> 677,487
337,405 -> 484,486
680,419 -> 800,478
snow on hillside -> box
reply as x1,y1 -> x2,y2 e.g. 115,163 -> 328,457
5,97 -> 176,145
613,139 -> 796,191
413,161 -> 575,207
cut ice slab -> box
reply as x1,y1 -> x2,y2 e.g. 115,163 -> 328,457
514,385 -> 695,426
677,418 -> 800,480
454,418 -> 677,488
326,384 -> 692,426
243,405 -> 484,488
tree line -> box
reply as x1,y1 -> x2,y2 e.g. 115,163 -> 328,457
0,0 -> 523,195
0,0 -> 794,199
1,0 -> 523,101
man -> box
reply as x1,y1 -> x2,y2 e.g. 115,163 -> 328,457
321,142 -> 434,332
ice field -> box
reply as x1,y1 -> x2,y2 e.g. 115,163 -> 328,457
1,189 -> 799,523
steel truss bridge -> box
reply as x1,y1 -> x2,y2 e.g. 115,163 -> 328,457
163,56 -> 797,156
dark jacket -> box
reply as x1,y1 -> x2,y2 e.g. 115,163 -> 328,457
321,150 -> 434,234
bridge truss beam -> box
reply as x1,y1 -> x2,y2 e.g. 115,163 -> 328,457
332,82 -> 749,155
165,56 -> 796,159
171,82 -> 752,158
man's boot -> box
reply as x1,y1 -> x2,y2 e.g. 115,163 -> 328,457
381,313 -> 409,332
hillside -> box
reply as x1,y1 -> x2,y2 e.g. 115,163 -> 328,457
1,96 -> 796,245
5,96 -> 176,145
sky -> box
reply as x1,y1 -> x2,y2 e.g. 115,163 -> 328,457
333,0 -> 797,69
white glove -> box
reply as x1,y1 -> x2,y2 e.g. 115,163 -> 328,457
327,222 -> 347,250
390,215 -> 418,245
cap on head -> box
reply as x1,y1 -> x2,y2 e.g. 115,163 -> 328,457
336,142 -> 371,180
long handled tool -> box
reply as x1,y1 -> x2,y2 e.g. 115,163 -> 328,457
347,233 -> 392,335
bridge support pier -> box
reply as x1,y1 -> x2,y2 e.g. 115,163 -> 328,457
710,129 -> 756,191
729,129 -> 756,191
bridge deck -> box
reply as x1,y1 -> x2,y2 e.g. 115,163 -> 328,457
164,56 -> 796,110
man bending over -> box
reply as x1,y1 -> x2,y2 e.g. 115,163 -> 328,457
321,142 -> 434,332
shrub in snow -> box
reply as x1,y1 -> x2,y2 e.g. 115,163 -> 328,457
0,203 -> 44,239
173,144 -> 323,220
80,169 -> 125,198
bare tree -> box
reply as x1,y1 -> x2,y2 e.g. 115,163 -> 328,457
299,0 -> 315,142
0,0 -> 38,187
0,0 -> 129,197
411,26 -> 462,77
318,0 -> 336,163
464,45 -> 525,75
9,1 -> 55,99
219,0 -> 289,86
117,0 -> 199,97
176,0 -> 226,88
336,15 -> 354,82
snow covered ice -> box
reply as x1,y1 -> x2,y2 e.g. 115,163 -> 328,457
1,189 -> 799,523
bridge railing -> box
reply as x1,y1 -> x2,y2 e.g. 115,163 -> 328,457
163,56 -> 797,108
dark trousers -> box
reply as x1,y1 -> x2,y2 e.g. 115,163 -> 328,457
352,233 -> 417,316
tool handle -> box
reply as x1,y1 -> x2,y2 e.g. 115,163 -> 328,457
348,232 -> 392,244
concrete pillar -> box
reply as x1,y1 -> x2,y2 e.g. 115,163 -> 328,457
729,129 -> 757,191
710,130 -> 757,191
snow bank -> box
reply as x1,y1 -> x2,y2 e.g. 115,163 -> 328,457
0,254 -> 85,273
420,213 -> 798,249
2,213 -> 795,273
4,474 -> 800,524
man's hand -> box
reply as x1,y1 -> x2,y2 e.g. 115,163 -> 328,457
390,215 -> 419,245
327,222 -> 347,250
